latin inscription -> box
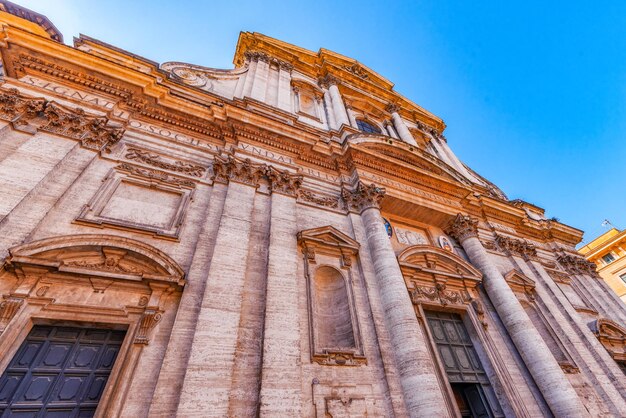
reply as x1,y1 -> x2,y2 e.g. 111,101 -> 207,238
20,76 -> 116,109
359,172 -> 460,207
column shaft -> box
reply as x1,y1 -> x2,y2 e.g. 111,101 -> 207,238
391,112 -> 417,145
322,90 -> 337,130
328,84 -> 350,127
177,181 -> 257,417
360,206 -> 448,417
455,228 -> 584,417
259,192 -> 302,416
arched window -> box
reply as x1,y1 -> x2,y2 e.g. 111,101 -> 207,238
356,119 -> 381,134
313,266 -> 356,349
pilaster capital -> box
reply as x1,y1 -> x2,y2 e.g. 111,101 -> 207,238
341,181 -> 385,213
318,74 -> 340,89
556,253 -> 598,276
495,234 -> 537,259
244,50 -> 293,72
211,154 -> 265,187
445,214 -> 479,243
266,166 -> 303,197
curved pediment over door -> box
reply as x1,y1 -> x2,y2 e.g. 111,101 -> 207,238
398,245 -> 482,307
6,234 -> 185,286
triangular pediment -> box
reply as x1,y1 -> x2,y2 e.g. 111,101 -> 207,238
595,318 -> 626,340
504,270 -> 536,291
7,234 -> 184,285
297,226 -> 359,253
398,245 -> 482,282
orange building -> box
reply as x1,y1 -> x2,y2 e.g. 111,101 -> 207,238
579,228 -> 626,303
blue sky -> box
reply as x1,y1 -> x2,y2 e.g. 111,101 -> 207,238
16,1 -> 626,244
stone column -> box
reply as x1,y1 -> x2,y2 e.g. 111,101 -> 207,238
259,168 -> 303,416
342,181 -> 447,417
445,214 -> 585,418
250,53 -> 270,102
176,156 -> 264,417
320,74 -> 350,128
276,62 -> 293,112
387,104 -> 417,146
345,102 -> 358,128
384,121 -> 399,139
321,89 -> 337,130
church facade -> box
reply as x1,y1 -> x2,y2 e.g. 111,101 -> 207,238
0,2 -> 624,417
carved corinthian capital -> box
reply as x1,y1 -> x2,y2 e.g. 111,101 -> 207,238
495,234 -> 537,258
266,166 -> 302,196
318,74 -> 340,89
341,181 -> 385,213
557,253 -> 598,276
0,88 -> 45,125
211,154 -> 266,187
386,103 -> 400,114
40,102 -> 124,152
445,214 -> 479,243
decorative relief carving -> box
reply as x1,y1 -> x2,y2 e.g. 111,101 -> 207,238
0,88 -> 125,151
471,299 -> 488,329
297,189 -> 341,210
0,296 -> 24,333
559,363 -> 580,374
313,351 -> 366,366
117,163 -> 195,188
394,227 -> 429,246
557,253 -> 597,276
495,234 -> 537,258
65,251 -> 141,275
445,213 -> 479,243
134,308 -> 163,345
344,63 -> 369,79
170,67 -> 213,88
341,181 -> 385,213
410,282 -> 467,306
125,148 -> 206,177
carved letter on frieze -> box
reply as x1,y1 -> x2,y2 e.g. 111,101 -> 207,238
134,309 -> 163,345
341,181 -> 385,213
445,213 -> 479,243
0,296 -> 24,333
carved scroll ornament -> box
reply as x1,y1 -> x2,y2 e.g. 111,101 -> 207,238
125,148 -> 206,177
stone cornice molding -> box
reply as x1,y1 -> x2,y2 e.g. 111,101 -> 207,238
340,181 -> 385,213
445,214 -> 479,243
0,87 -> 124,152
495,234 -> 537,259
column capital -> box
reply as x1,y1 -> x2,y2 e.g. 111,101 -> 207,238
445,213 -> 479,242
211,154 -> 265,187
318,74 -> 340,89
266,166 -> 303,197
341,181 -> 385,213
386,102 -> 400,114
